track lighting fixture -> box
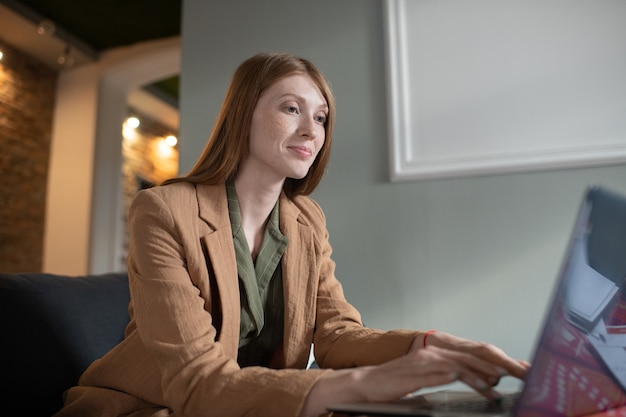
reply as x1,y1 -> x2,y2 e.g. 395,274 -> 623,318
57,44 -> 75,67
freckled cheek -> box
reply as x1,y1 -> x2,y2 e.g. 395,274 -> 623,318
251,112 -> 289,142
275,118 -> 292,133
316,129 -> 326,147
259,127 -> 276,142
262,118 -> 292,140
312,136 -> 325,158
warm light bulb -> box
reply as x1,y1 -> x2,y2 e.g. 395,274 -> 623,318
126,117 -> 140,129
157,140 -> 174,158
165,135 -> 178,147
0,50 -> 3,61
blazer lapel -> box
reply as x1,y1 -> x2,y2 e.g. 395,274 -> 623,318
196,184 -> 240,359
280,196 -> 317,368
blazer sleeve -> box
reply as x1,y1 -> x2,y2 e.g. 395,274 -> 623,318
296,197 -> 418,368
127,187 -> 331,417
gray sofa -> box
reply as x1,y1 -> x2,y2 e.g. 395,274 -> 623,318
0,272 -> 130,416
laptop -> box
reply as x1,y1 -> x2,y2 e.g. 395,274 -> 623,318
329,185 -> 626,417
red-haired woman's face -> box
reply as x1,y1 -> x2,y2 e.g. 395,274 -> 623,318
240,73 -> 328,185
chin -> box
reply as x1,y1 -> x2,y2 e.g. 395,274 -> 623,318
286,168 -> 311,180
288,174 -> 307,181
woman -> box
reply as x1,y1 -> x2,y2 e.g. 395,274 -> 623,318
55,52 -> 529,417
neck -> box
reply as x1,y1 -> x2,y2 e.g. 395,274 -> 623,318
233,175 -> 282,222
233,174 -> 283,260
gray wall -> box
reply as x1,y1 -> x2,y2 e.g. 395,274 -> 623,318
180,0 -> 626,389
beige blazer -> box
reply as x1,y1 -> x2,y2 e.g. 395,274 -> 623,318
55,183 -> 417,417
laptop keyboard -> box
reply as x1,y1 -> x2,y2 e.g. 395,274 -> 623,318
400,390 -> 520,413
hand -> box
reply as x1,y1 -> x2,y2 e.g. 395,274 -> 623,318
299,342 -> 516,417
357,345 -> 511,402
412,331 -> 530,383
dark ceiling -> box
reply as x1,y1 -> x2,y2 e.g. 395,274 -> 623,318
10,0 -> 182,103
17,0 -> 182,51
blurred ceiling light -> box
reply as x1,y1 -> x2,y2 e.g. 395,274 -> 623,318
57,44 -> 75,67
157,140 -> 174,158
126,117 -> 140,129
37,19 -> 56,36
123,117 -> 140,141
165,135 -> 178,147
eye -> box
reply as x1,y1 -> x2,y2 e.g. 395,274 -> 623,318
286,105 -> 298,114
315,114 -> 327,124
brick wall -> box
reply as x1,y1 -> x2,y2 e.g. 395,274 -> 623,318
0,41 -> 57,273
0,40 -> 179,273
120,110 -> 179,268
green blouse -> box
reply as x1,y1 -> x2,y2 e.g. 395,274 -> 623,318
226,181 -> 288,368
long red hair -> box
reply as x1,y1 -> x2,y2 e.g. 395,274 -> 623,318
163,52 -> 336,198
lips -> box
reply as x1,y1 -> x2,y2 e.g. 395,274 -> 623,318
288,145 -> 313,158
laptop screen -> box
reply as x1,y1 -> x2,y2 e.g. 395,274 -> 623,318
516,186 -> 626,416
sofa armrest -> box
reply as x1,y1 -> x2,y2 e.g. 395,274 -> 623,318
0,272 -> 130,416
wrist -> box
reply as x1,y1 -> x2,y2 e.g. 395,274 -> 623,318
409,330 -> 438,352
423,330 -> 437,347
300,368 -> 370,417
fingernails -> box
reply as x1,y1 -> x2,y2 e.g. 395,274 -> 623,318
476,378 -> 490,391
496,366 -> 509,377
476,380 -> 502,401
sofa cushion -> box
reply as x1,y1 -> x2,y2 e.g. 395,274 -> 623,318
0,272 -> 130,416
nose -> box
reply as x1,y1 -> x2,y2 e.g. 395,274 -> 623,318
297,116 -> 318,140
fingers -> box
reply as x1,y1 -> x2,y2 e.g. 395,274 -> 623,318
425,331 -> 530,380
365,342 -> 521,404
418,346 -> 506,394
455,372 -> 502,400
360,354 -> 460,403
423,346 -> 505,378
471,344 -> 528,380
